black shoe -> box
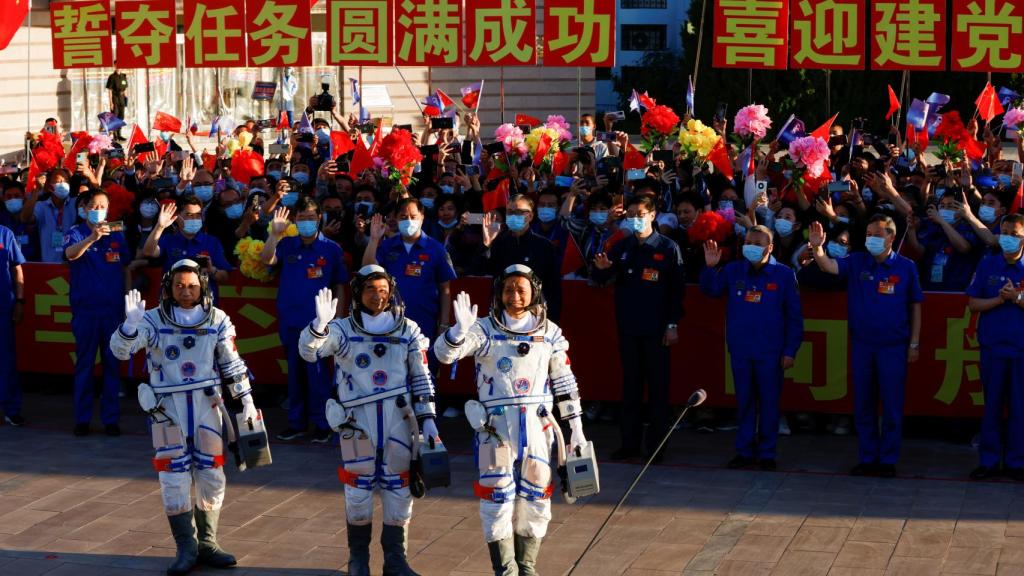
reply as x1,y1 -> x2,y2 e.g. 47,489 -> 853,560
850,463 -> 877,476
1007,468 -> 1024,481
727,455 -> 754,469
4,415 -> 25,427
758,459 -> 777,471
104,424 -> 121,437
311,428 -> 333,444
878,464 -> 896,478
73,423 -> 90,436
610,447 -> 642,461
970,466 -> 996,480
276,427 -> 306,441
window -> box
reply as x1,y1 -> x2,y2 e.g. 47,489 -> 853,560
621,0 -> 668,8
621,25 -> 667,52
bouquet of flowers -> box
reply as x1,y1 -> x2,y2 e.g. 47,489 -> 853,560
640,104 -> 680,152
234,237 -> 273,282
377,128 -> 424,186
784,135 -> 831,197
932,111 -> 982,163
687,210 -> 733,243
677,118 -> 719,162
733,104 -> 772,146
1004,106 -> 1024,130
494,123 -> 528,158
543,115 -> 574,146
87,134 -> 113,155
525,126 -> 561,173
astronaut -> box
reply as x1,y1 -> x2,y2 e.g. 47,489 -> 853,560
434,264 -> 587,576
110,259 -> 257,576
299,265 -> 438,576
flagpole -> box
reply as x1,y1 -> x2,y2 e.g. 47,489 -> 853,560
359,66 -> 364,122
394,66 -> 425,116
478,78 -> 485,116
576,67 -> 581,140
895,71 -> 908,128
692,0 -> 708,91
499,67 -> 504,122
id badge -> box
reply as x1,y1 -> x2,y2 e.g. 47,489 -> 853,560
51,231 -> 64,250
878,281 -> 895,295
641,268 -> 659,282
744,290 -> 762,303
931,254 -> 947,284
105,251 -> 120,263
405,263 -> 422,277
306,266 -> 323,279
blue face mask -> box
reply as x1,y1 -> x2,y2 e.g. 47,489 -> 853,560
625,217 -> 646,234
160,131 -> 171,141
293,172 -> 310,185
193,185 -> 214,202
999,234 -> 1023,254
719,200 -> 733,212
865,236 -> 887,256
5,198 -> 23,213
589,211 -> 609,225
281,192 -> 299,207
579,126 -> 592,138
356,201 -> 374,216
87,208 -> 107,225
420,197 -> 435,209
774,219 -> 794,237
836,216 -> 850,225
438,218 -> 458,229
182,219 -> 203,235
398,219 -> 421,237
267,170 -> 282,181
741,244 -> 765,264
296,220 -> 318,237
78,207 -> 86,220
225,203 -> 245,220
827,241 -> 849,259
53,182 -> 70,199
506,214 -> 528,232
538,207 -> 558,223
939,208 -> 957,224
440,185 -> 454,195
140,201 -> 159,218
979,205 -> 998,224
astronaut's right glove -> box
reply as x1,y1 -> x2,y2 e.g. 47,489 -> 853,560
240,393 -> 258,423
448,291 -> 477,343
568,416 -> 587,456
421,417 -> 440,443
325,399 -> 348,431
123,290 -> 146,336
312,287 -> 337,335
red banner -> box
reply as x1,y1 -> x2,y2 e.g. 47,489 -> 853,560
50,0 -> 113,69
115,0 -> 177,69
790,0 -> 865,70
871,0 -> 946,71
465,0 -> 537,66
543,0 -> 615,67
16,264 -> 990,418
245,0 -> 312,67
395,0 -> 463,66
952,0 -> 1024,72
183,0 -> 247,68
712,0 -> 789,70
326,0 -> 393,66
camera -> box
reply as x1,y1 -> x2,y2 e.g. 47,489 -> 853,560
309,74 -> 335,112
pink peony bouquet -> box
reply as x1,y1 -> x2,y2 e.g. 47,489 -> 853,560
87,133 -> 114,155
494,123 -> 528,158
788,136 -> 829,178
1004,107 -> 1024,130
734,104 -> 772,142
544,115 -> 573,144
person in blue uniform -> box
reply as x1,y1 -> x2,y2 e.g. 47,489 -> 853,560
809,215 -> 923,478
63,188 -> 132,436
905,195 -> 981,292
21,169 -> 77,263
143,197 -> 232,301
700,224 -> 803,470
592,195 -> 684,463
2,181 -> 39,262
0,223 -> 26,426
363,197 -> 456,346
260,197 -> 348,443
965,213 -> 1024,481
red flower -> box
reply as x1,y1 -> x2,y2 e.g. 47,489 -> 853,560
377,128 -> 424,185
934,111 -> 967,143
688,210 -> 732,243
641,105 -> 681,137
102,182 -> 135,221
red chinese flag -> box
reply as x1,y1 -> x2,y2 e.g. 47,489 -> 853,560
623,148 -> 647,170
153,112 -> 183,133
277,109 -> 290,130
516,114 -> 541,127
708,137 -> 734,180
964,137 -> 985,161
543,0 -> 616,67
348,137 -> 374,176
331,131 -> 354,156
396,0 -> 462,66
115,0 -> 176,68
551,150 -> 570,176
0,0 -> 29,50
560,234 -> 586,277
246,0 -> 311,67
482,179 -> 510,213
1013,181 -> 1024,214
183,0 -> 247,68
126,124 -> 152,159
886,84 -> 900,120
465,0 -> 536,66
532,134 -> 552,168
870,0 -> 946,71
810,112 -> 839,140
50,0 -> 113,69
638,92 -> 657,109
952,0 -> 1024,72
326,0 -> 393,66
976,83 -> 1005,123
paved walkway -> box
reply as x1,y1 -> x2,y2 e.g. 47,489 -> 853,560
1,392 -> 1023,575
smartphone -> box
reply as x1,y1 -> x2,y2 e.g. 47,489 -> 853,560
355,203 -> 372,218
255,119 -> 272,130
483,141 -> 506,156
602,156 -> 621,169
297,132 -> 315,142
419,144 -> 439,160
652,150 -> 674,165
431,117 -> 454,130
107,147 -> 124,159
607,110 -> 626,121
627,168 -> 648,181
358,123 -> 376,134
828,134 -> 848,148
268,143 -> 289,155
152,177 -> 174,190
106,220 -> 124,232
393,124 -> 413,133
554,175 -> 575,188
887,133 -> 898,146
76,152 -> 88,164
755,180 -> 768,195
463,164 -> 481,177
1013,162 -> 1022,181
714,102 -> 728,122
594,131 -> 616,142
335,156 -> 350,172
194,255 -> 211,269
827,181 -> 851,195
464,213 -> 484,225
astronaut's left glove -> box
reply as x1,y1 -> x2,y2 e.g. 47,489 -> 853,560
240,393 -> 258,423
568,416 -> 587,455
421,417 -> 440,443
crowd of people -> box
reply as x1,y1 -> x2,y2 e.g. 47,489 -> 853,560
1,98 -> 1023,490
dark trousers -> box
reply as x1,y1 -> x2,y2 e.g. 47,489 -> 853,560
731,355 -> 783,460
112,98 -> 126,137
978,349 -> 1024,469
852,341 -> 907,465
618,334 -> 671,453
0,307 -> 20,417
280,325 -> 332,431
71,311 -> 122,425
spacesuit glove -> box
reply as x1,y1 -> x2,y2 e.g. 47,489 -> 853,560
313,287 -> 337,334
137,383 -> 158,413
123,289 -> 145,335
568,417 -> 587,455
449,291 -> 477,343
240,393 -> 258,423
421,417 -> 440,443
326,399 -> 347,431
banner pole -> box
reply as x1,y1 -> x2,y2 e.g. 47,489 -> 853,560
500,67 -> 505,124
359,66 -> 363,121
576,67 -> 581,138
26,0 -> 31,137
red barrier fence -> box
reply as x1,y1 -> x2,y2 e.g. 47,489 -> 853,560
15,263 -> 984,417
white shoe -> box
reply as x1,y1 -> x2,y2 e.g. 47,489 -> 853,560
778,417 -> 791,436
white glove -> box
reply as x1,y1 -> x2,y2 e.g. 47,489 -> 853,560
240,394 -> 258,423
137,383 -> 157,413
313,287 -> 337,333
326,399 -> 347,431
449,291 -> 477,342
568,417 -> 587,455
421,418 -> 440,443
123,289 -> 146,334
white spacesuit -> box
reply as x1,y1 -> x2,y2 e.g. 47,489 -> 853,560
110,259 -> 257,576
434,265 -> 587,576
299,265 -> 437,576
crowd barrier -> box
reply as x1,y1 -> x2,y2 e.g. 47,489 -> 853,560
15,263 -> 985,417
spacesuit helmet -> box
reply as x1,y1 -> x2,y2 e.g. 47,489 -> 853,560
350,264 -> 406,334
160,259 -> 213,320
490,264 -> 547,332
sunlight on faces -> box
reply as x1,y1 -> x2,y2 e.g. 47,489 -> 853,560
173,271 -> 201,309
361,278 -> 390,315
502,276 -> 533,318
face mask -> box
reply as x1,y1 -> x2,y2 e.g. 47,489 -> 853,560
356,201 -> 374,215
865,236 -> 887,256
439,218 -> 458,229
827,241 -> 849,259
979,205 -> 998,224
140,201 -> 159,218
579,126 -> 592,138
53,182 -> 70,199
625,217 -> 646,234
719,200 -> 733,212
589,211 -> 609,225
182,219 -> 203,235
5,198 -> 23,213
939,208 -> 956,224
774,219 -> 794,237
398,219 -> 421,237
78,207 -> 86,220
225,203 -> 245,219
293,172 -> 310,185
538,207 -> 558,223
741,244 -> 765,264
316,129 -> 330,141
268,170 -> 282,181
837,216 -> 850,225
440,185 -> 454,195
999,234 -> 1023,254
193,185 -> 214,202
861,188 -> 873,202
281,192 -> 299,207
159,131 -> 171,141
421,197 -> 435,209
506,214 -> 527,232
296,220 -> 318,237
87,208 -> 106,225
999,174 -> 1012,188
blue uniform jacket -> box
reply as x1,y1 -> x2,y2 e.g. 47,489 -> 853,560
62,224 -> 130,313
0,225 -> 26,311
376,232 -> 457,336
837,251 -> 924,345
966,254 -> 1024,356
275,233 -> 349,328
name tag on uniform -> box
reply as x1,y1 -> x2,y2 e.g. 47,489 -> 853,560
307,266 -> 323,279
51,232 -> 64,249
744,290 -> 762,303
105,251 -> 121,263
641,268 -> 659,282
877,281 -> 895,295
405,263 -> 422,277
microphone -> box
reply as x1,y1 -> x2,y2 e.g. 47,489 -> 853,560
687,389 -> 707,408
